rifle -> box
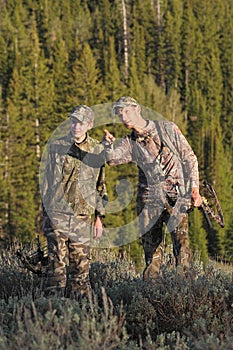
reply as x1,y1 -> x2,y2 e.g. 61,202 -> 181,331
167,180 -> 224,232
17,236 -> 49,275
197,180 -> 225,229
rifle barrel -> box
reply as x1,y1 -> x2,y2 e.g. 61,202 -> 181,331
200,203 -> 212,228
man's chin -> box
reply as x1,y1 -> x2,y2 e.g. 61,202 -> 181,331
72,132 -> 82,138
124,123 -> 133,129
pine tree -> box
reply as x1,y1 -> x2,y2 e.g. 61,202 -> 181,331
180,0 -> 203,115
3,12 -> 55,240
129,0 -> 153,82
162,0 -> 182,93
93,0 -> 115,76
218,2 -> 233,256
0,34 -> 9,101
105,36 -> 126,100
150,0 -> 167,89
69,42 -> 107,106
6,66 -> 38,241
128,55 -> 143,101
219,1 -> 233,152
0,94 -> 8,242
189,209 -> 209,264
0,0 -> 232,261
50,26 -> 70,121
130,24 -> 147,84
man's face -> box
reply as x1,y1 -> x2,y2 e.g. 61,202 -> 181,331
115,105 -> 140,129
70,117 -> 92,139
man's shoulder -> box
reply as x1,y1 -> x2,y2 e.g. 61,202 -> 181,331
50,134 -> 71,145
88,135 -> 101,145
155,119 -> 180,136
48,134 -> 72,153
87,135 -> 104,152
145,119 -> 176,136
155,119 -> 175,128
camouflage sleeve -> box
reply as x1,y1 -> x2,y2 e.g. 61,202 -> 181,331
105,135 -> 133,165
95,164 -> 108,217
41,143 -> 63,218
41,145 -> 53,218
168,123 -> 199,189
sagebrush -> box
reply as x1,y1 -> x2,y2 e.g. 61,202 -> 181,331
0,245 -> 232,349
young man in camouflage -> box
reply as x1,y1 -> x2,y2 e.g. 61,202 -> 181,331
42,105 -> 107,298
103,96 -> 202,280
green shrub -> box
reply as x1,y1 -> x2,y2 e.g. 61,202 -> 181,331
0,245 -> 232,349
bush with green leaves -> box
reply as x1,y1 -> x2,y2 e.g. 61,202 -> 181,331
0,245 -> 233,349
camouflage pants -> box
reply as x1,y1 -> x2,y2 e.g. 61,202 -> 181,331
137,200 -> 191,280
43,213 -> 92,297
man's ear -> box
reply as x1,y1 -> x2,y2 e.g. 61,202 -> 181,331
136,105 -> 141,114
88,120 -> 94,130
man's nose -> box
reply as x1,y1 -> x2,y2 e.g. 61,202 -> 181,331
73,122 -> 81,129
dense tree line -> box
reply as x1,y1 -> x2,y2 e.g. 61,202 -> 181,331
0,0 -> 232,263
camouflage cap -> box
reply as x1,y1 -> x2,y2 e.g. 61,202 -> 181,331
69,105 -> 94,122
112,96 -> 139,115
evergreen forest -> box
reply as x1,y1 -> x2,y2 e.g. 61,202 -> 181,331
0,0 -> 232,264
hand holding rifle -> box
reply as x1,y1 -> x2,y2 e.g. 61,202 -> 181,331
191,187 -> 203,207
190,181 -> 225,229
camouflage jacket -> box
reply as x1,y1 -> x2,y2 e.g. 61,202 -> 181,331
105,120 -> 199,200
42,133 -> 107,217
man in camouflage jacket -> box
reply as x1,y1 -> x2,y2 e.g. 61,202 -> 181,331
42,105 -> 107,298
103,96 -> 202,280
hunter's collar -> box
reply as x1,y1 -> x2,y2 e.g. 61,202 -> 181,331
70,133 -> 89,145
132,120 -> 157,142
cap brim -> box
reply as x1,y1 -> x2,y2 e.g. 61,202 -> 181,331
69,114 -> 84,121
112,103 -> 138,114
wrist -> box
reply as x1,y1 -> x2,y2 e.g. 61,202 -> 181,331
192,187 -> 199,194
95,215 -> 103,223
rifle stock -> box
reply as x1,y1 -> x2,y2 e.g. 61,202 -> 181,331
187,181 -> 224,229
199,198 -> 225,229
17,236 -> 49,275
199,202 -> 213,228
191,180 -> 225,229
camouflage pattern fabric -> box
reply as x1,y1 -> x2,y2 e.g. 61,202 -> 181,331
43,214 -> 92,296
42,133 -> 106,218
138,203 -> 190,280
105,119 -> 198,279
106,120 -> 199,193
42,132 -> 107,297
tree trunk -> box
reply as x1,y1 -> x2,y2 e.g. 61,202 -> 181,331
122,0 -> 128,80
